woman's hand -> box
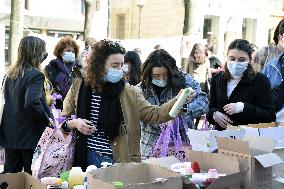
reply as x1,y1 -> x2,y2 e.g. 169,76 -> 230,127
223,103 -> 244,115
67,118 -> 97,135
213,111 -> 233,129
177,89 -> 196,104
186,90 -> 196,103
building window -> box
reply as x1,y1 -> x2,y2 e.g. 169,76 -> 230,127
96,0 -> 100,11
5,27 -> 9,66
4,0 -> 11,7
203,18 -> 212,44
271,0 -> 284,11
81,0 -> 85,14
116,14 -> 125,39
242,18 -> 257,43
25,0 -> 30,10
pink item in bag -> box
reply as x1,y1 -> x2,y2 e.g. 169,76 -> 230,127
31,127 -> 75,179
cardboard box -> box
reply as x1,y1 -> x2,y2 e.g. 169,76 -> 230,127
273,148 -> 284,178
243,122 -> 276,128
273,177 -> 284,189
0,172 -> 45,189
217,136 -> 284,189
88,162 -> 182,189
186,129 -> 243,152
235,126 -> 284,148
143,153 -> 247,189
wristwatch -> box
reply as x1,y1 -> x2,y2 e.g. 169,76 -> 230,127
213,111 -> 217,121
61,119 -> 71,133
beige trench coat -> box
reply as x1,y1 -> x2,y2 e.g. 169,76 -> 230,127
62,77 -> 177,163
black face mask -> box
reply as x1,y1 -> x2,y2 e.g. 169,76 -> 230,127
41,53 -> 48,63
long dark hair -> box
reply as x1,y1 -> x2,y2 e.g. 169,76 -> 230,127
141,49 -> 186,96
224,39 -> 256,81
124,51 -> 142,85
9,36 -> 46,79
273,19 -> 284,45
85,39 -> 126,93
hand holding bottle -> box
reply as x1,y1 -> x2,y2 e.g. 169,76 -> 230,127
169,87 -> 194,117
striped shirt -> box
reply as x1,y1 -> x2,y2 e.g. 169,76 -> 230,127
87,92 -> 113,157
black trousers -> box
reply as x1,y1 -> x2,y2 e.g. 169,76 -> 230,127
3,149 -> 34,174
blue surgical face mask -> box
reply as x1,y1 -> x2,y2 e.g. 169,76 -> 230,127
103,67 -> 123,83
62,52 -> 75,63
227,61 -> 248,79
152,79 -> 167,87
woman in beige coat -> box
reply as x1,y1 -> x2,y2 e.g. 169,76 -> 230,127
60,40 -> 193,170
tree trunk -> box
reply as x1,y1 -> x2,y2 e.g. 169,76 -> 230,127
84,0 -> 96,40
9,0 -> 24,66
183,0 -> 199,35
107,0 -> 111,38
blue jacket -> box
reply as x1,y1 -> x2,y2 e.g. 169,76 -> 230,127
262,52 -> 284,89
138,72 -> 209,159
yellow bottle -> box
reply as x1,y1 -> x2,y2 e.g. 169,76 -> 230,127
68,167 -> 86,189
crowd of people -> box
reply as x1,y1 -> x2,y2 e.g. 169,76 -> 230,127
1,19 -> 284,175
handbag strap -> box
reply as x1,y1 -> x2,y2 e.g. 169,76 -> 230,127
1,74 -> 7,92
272,56 -> 284,93
152,117 -> 184,157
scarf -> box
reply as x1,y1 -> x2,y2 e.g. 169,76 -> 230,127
77,80 -> 125,142
98,80 -> 125,141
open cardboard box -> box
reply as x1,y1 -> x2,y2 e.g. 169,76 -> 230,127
228,124 -> 284,149
87,162 -> 182,189
143,151 -> 247,189
0,172 -> 45,189
186,129 -> 243,152
217,136 -> 284,189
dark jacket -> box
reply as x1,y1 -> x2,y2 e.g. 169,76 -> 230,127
44,59 -> 74,98
207,72 -> 276,130
0,68 -> 51,149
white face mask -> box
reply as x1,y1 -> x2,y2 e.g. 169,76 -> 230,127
227,61 -> 248,79
122,64 -> 129,73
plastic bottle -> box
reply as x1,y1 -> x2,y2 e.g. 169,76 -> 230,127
40,177 -> 62,186
169,87 -> 193,117
61,181 -> 68,189
83,176 -> 88,189
86,165 -> 97,173
113,181 -> 124,188
73,185 -> 85,189
101,162 -> 112,168
68,167 -> 86,189
205,169 -> 219,187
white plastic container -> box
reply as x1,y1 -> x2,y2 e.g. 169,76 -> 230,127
169,87 -> 193,118
68,167 -> 86,189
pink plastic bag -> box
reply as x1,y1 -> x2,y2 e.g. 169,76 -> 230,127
0,146 -> 4,165
31,127 -> 75,179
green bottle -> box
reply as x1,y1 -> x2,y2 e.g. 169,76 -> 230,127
113,181 -> 124,188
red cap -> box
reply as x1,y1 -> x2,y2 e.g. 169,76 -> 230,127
191,162 -> 200,173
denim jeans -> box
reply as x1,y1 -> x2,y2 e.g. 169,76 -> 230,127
87,149 -> 113,168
